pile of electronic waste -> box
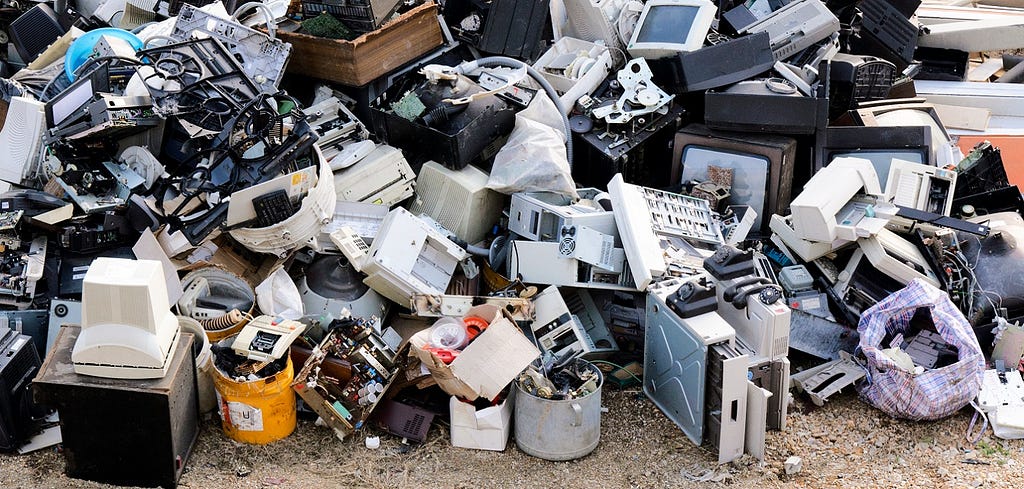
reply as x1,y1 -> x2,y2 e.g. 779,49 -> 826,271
1,0 -> 1024,482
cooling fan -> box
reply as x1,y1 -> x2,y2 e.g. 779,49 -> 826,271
137,38 -> 260,133
558,225 -> 578,257
173,78 -> 255,133
137,44 -> 210,97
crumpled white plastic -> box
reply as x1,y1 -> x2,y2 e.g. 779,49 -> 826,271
487,90 -> 578,199
255,266 -> 303,320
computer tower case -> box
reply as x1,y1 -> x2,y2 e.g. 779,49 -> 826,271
0,326 -> 43,450
572,104 -> 686,189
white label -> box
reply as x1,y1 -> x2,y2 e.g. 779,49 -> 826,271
10,337 -> 27,352
799,297 -> 820,310
217,393 -> 264,432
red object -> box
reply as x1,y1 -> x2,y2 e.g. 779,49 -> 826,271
463,316 -> 490,341
425,347 -> 460,364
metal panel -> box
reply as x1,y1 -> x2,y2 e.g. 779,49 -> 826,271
643,293 -> 708,444
707,343 -> 749,464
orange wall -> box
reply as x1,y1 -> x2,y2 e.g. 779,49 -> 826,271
958,135 -> 1024,187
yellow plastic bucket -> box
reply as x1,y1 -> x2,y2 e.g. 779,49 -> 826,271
211,356 -> 296,444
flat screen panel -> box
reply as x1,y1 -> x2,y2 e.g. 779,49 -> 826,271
50,79 -> 93,126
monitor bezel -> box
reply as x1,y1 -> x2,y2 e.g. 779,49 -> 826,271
627,0 -> 717,59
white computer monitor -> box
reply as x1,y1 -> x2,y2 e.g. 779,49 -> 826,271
72,258 -> 181,379
626,0 -> 716,59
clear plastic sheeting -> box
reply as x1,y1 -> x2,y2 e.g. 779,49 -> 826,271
487,90 -> 578,199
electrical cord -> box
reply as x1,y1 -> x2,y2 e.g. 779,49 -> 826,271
131,22 -> 157,34
143,35 -> 179,48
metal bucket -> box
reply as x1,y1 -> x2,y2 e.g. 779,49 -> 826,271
514,361 -> 603,461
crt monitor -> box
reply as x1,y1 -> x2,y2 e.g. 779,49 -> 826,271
816,125 -> 932,190
672,124 -> 797,236
627,0 -> 717,59
850,99 -> 956,168
831,150 -> 925,192
680,146 -> 769,230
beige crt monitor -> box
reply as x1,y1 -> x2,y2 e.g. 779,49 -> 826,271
72,258 -> 181,379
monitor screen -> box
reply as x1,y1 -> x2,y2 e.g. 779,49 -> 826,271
635,5 -> 701,44
872,109 -> 953,167
49,78 -> 93,127
681,145 -> 770,229
830,150 -> 925,192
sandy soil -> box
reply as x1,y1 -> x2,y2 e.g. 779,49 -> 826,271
2,388 -> 1023,489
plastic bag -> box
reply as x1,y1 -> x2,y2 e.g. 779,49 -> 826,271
487,90 -> 578,199
857,279 -> 985,421
255,266 -> 303,320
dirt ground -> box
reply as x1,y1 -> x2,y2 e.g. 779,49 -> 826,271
2,387 -> 1023,489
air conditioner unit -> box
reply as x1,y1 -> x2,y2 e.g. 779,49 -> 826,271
409,162 -> 505,244
0,97 -> 46,186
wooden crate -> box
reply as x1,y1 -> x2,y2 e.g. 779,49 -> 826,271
277,2 -> 443,86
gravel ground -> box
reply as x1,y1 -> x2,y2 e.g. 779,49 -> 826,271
2,388 -> 1023,489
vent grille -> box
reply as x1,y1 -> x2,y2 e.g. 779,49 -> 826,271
774,335 -> 789,360
403,413 -> 426,438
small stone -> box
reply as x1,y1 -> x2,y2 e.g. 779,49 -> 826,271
785,456 -> 803,475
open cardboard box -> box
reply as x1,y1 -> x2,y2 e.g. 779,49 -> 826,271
449,391 -> 514,451
409,304 -> 539,400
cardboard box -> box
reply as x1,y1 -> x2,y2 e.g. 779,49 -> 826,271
450,391 -> 514,451
409,304 -> 540,400
276,2 -> 444,86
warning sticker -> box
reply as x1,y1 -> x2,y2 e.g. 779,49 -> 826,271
217,393 -> 264,432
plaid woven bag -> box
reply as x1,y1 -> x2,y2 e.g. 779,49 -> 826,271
856,279 -> 985,421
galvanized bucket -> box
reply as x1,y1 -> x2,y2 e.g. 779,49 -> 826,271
514,361 -> 603,461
